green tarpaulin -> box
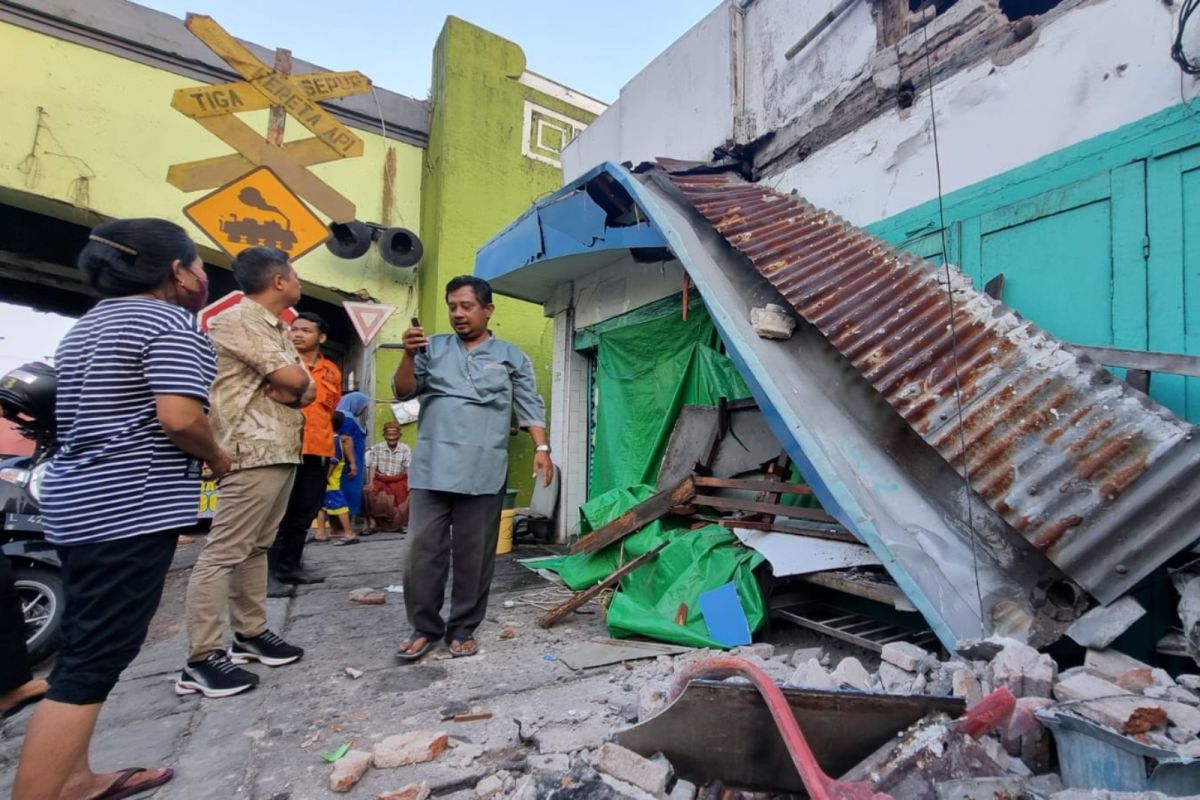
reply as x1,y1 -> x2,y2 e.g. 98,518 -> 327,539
526,485 -> 766,649
526,298 -> 768,649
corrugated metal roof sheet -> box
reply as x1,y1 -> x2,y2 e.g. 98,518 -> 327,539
660,162 -> 1200,602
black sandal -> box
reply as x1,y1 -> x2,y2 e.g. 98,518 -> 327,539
448,634 -> 478,658
396,633 -> 435,662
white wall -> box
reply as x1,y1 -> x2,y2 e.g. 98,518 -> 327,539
560,2 -> 735,181
564,0 -> 1199,226
779,0 -> 1197,225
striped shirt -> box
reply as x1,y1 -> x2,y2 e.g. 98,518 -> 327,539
42,298 -> 217,546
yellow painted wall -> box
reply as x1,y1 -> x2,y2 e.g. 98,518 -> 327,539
0,20 -> 423,331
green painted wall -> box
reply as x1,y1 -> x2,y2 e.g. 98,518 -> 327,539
867,104 -> 1200,423
419,17 -> 599,503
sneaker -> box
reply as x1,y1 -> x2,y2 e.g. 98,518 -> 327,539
230,629 -> 304,667
175,652 -> 259,698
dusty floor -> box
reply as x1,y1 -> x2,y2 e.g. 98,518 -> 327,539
0,531 -> 848,799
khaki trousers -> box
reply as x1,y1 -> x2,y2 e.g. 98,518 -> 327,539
186,464 -> 296,662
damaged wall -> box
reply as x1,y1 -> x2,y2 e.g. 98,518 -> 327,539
564,0 -> 1198,227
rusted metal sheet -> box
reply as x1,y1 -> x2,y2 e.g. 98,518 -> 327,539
659,162 -> 1200,603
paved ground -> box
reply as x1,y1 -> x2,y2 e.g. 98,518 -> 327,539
0,532 -> 646,799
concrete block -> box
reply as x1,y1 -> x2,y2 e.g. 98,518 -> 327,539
669,778 -> 698,800
1054,673 -> 1130,702
1066,597 -> 1146,649
1177,674 -> 1200,693
1163,700 -> 1200,736
534,721 -> 610,754
1084,649 -> 1150,682
475,774 -> 506,799
329,749 -> 372,793
750,304 -> 796,340
936,776 -> 1029,800
790,646 -> 824,667
373,731 -> 449,768
594,742 -> 671,797
882,641 -> 933,672
878,662 -> 916,694
951,669 -> 983,707
738,642 -> 775,660
832,657 -> 873,691
378,783 -> 430,800
989,641 -> 1057,698
788,658 -> 836,690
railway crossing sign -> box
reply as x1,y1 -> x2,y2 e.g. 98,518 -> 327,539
167,14 -> 371,223
184,167 -> 330,260
198,290 -> 298,332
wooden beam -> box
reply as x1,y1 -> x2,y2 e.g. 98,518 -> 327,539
693,476 -> 814,496
719,518 -> 856,544
569,477 -> 696,555
538,545 -> 666,629
695,494 -> 839,524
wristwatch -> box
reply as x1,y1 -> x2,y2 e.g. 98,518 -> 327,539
535,444 -> 551,453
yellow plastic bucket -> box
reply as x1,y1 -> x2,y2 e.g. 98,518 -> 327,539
497,508 -> 516,555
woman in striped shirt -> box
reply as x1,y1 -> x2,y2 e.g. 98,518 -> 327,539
12,219 -> 230,800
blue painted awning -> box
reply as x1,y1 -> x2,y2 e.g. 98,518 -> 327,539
476,163 -> 669,304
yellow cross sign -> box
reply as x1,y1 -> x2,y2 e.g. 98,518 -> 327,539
183,167 -> 330,260
167,15 -> 371,223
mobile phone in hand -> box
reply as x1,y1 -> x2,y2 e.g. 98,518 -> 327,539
411,317 -> 426,354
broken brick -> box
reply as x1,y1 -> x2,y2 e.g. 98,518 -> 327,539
831,657 -> 873,691
329,749 -> 372,793
1084,648 -> 1150,682
988,641 -> 1056,699
788,658 -> 836,690
594,742 -> 671,797
373,731 -> 449,768
349,587 -> 388,605
378,782 -> 430,800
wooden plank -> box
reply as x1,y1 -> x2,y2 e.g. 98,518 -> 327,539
170,70 -> 372,118
267,48 -> 293,147
569,477 -> 696,555
184,14 -> 364,158
538,545 -> 666,629
718,518 -> 856,544
190,115 -> 355,221
693,476 -> 814,496
166,137 -> 344,193
694,494 -> 839,524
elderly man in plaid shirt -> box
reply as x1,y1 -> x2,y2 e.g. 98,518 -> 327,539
363,421 -> 411,533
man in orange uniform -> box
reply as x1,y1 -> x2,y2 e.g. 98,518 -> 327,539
267,311 -> 342,597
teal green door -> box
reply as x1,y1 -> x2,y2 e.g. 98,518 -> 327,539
970,166 -> 1148,350
1148,143 -> 1200,420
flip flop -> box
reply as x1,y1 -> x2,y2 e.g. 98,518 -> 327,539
396,633 -> 435,662
92,766 -> 174,800
448,636 -> 478,658
0,681 -> 48,720
333,538 -> 360,547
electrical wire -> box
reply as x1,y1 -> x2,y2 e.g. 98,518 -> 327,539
920,9 -> 987,637
1172,0 -> 1200,76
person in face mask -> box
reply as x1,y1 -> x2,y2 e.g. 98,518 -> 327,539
13,218 -> 230,800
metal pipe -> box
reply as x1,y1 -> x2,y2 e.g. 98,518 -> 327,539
785,0 -> 860,60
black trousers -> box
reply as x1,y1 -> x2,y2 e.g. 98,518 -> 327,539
0,553 -> 33,694
403,487 -> 503,642
48,531 -> 178,705
270,454 -> 328,575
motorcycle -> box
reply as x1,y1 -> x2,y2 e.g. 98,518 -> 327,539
0,362 -> 64,663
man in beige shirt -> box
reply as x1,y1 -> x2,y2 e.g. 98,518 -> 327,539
178,247 -> 315,699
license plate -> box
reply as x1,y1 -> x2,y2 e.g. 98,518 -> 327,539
3,513 -> 43,531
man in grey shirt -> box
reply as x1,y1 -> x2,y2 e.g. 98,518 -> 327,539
393,275 -> 553,660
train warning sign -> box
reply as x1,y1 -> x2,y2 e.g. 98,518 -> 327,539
184,167 -> 329,260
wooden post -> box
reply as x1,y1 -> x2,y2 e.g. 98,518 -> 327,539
267,47 -> 293,147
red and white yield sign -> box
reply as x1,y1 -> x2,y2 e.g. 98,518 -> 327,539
343,300 -> 395,345
198,290 -> 298,332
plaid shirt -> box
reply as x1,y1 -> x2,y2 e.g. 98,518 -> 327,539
366,441 -> 411,476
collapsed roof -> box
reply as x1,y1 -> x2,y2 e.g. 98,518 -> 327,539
477,160 -> 1200,652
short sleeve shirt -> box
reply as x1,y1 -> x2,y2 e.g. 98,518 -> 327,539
366,441 -> 411,476
300,355 -> 342,458
42,298 -> 218,546
208,298 -> 304,470
403,333 -> 546,495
